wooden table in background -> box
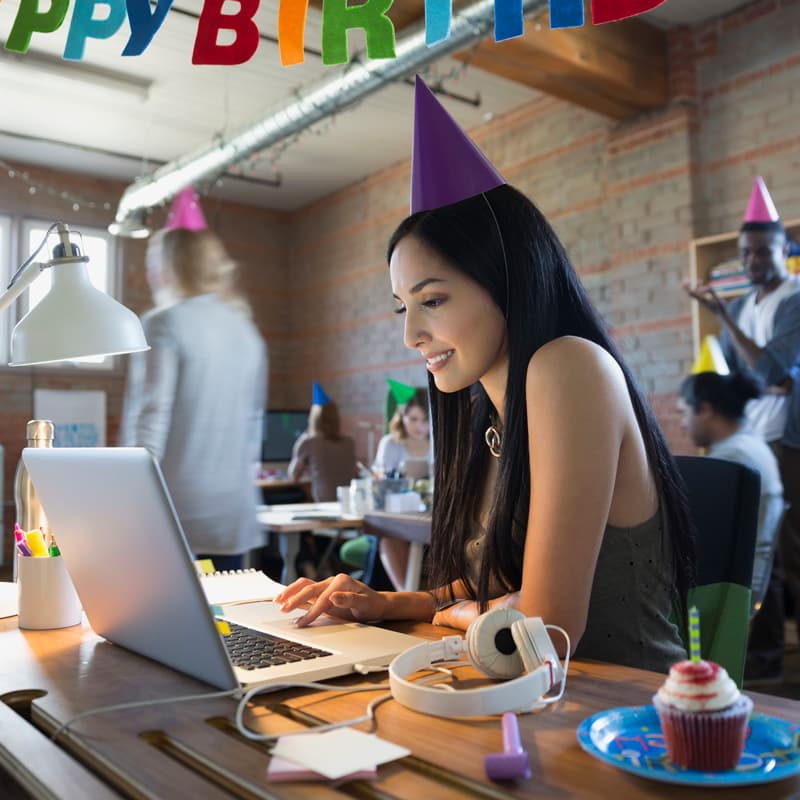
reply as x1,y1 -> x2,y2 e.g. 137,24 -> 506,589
256,502 -> 364,583
364,511 -> 431,590
2,614 -> 798,799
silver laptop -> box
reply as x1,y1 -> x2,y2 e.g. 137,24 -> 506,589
22,447 -> 424,690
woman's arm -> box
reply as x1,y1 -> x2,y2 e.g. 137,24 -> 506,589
516,336 -> 631,648
288,435 -> 308,482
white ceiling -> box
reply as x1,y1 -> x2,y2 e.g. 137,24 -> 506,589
0,0 -> 748,213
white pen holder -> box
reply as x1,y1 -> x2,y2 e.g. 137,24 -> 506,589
17,556 -> 82,630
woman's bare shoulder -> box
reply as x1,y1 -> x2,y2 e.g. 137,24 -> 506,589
526,336 -> 624,384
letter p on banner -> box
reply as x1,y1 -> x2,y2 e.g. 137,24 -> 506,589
5,0 -> 69,53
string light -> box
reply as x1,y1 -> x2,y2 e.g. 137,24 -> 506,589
1,159 -> 114,213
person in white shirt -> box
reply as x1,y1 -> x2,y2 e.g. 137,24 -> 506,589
684,177 -> 800,684
679,371 -> 784,619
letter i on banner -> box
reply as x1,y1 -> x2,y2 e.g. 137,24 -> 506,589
124,0 -> 175,56
5,0 -> 69,53
425,0 -> 451,46
550,0 -> 584,29
279,0 -> 310,66
193,0 -> 261,64
64,0 -> 126,60
321,0 -> 395,66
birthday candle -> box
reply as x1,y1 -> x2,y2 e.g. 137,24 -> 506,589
688,605 -> 701,664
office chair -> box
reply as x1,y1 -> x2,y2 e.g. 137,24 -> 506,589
675,455 -> 760,688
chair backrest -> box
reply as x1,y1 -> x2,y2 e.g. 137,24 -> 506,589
674,455 -> 761,687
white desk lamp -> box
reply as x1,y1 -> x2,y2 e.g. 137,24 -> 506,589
0,222 -> 149,366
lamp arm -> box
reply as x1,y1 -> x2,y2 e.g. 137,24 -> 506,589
0,261 -> 46,315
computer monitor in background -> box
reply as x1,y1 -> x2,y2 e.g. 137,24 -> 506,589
261,410 -> 308,462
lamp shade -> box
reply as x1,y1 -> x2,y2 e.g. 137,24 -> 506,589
10,260 -> 149,366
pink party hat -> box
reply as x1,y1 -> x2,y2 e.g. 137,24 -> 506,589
165,187 -> 208,231
411,75 -> 505,214
744,176 -> 780,223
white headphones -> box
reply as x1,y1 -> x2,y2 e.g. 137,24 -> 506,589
389,608 -> 568,718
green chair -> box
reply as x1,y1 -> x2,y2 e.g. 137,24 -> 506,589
675,455 -> 760,688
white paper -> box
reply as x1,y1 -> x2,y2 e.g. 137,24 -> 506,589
33,389 -> 106,446
271,728 -> 410,780
0,582 -> 19,618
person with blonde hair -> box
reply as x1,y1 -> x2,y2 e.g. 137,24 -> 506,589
121,216 -> 267,571
288,383 -> 357,580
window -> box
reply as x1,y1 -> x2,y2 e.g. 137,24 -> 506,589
0,214 -> 10,362
20,220 -> 118,368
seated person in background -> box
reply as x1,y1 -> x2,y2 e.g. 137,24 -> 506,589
373,388 -> 431,477
288,382 -> 357,577
678,371 -> 784,617
276,79 -> 694,674
340,386 -> 431,590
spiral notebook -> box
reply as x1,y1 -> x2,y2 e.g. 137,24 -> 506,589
198,569 -> 286,606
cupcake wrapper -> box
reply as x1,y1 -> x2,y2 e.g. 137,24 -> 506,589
653,694 -> 753,771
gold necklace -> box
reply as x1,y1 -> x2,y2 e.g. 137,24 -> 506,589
484,422 -> 502,458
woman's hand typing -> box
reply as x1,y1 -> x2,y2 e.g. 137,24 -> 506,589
275,574 -> 390,627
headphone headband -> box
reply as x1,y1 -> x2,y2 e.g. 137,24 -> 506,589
388,611 -> 563,718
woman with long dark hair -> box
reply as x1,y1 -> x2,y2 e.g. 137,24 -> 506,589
276,81 -> 694,672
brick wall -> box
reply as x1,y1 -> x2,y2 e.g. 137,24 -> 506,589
0,169 -> 288,564
281,0 -> 800,459
2,0 -> 799,562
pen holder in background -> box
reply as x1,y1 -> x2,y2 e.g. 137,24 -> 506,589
372,477 -> 412,510
17,556 -> 82,630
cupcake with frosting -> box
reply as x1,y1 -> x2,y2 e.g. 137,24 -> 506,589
653,659 -> 753,771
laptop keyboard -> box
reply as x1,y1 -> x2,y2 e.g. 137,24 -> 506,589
221,621 -> 334,671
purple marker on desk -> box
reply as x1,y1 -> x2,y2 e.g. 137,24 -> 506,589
485,712 -> 531,781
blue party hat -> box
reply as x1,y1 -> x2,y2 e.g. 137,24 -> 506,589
312,381 -> 331,406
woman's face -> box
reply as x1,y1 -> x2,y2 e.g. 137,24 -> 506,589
390,235 -> 508,395
402,406 -> 430,441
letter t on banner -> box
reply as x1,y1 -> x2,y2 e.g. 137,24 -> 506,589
321,0 -> 396,65
550,0 -> 584,29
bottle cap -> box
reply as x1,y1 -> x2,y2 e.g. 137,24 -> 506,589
26,420 -> 55,443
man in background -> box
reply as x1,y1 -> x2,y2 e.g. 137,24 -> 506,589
684,177 -> 800,684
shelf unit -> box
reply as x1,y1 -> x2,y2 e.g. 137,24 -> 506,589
688,218 -> 800,356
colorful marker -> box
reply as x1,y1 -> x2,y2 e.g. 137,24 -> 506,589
25,528 -> 49,558
14,524 -> 33,557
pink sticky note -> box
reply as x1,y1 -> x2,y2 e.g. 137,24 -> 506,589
267,756 -> 377,783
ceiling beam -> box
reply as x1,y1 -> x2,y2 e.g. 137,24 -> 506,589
310,0 -> 667,120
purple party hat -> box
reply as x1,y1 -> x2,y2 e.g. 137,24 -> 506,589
312,381 -> 331,406
411,75 -> 505,214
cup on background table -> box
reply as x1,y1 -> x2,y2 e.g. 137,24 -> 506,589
349,478 -> 373,517
17,555 -> 82,630
337,485 -> 352,515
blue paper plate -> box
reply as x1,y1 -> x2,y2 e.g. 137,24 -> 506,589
576,705 -> 800,787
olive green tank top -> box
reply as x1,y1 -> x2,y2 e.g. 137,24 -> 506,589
465,510 -> 686,674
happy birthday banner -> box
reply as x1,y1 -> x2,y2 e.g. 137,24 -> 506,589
4,0 -> 665,67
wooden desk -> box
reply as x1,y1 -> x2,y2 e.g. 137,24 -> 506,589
364,511 -> 431,591
1,615 -> 798,799
257,503 -> 364,583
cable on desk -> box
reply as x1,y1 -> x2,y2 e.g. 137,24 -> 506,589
51,688 -> 242,742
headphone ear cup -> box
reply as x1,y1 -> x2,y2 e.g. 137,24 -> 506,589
465,608 -> 526,679
510,617 -> 546,674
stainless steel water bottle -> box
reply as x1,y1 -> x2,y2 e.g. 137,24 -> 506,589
13,420 -> 54,578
